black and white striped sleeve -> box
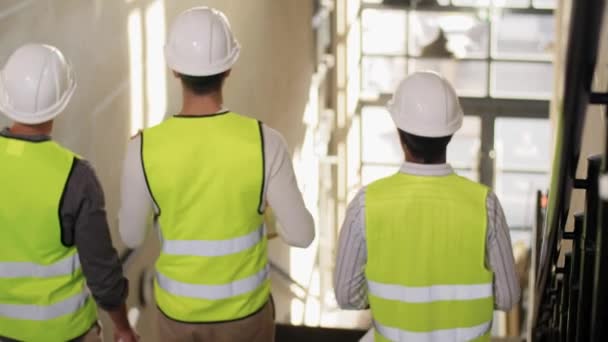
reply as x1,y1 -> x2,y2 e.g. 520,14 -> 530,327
486,191 -> 521,311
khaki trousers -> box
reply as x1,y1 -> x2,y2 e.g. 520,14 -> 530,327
157,300 -> 275,342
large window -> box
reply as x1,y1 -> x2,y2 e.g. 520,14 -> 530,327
357,1 -> 555,241
360,3 -> 554,100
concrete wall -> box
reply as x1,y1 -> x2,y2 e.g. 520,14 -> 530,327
0,1 -> 314,340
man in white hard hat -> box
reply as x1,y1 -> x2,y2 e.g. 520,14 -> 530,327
0,44 -> 138,342
118,7 -> 315,341
334,71 -> 520,341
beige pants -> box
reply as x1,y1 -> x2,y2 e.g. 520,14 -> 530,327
157,301 -> 275,342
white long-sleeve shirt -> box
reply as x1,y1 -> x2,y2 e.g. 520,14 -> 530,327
118,117 -> 315,249
334,162 -> 521,311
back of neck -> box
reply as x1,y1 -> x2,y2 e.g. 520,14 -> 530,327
180,91 -> 224,116
404,151 -> 446,165
10,122 -> 53,136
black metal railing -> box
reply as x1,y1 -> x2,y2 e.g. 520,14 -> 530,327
590,105 -> 608,340
532,0 -> 608,339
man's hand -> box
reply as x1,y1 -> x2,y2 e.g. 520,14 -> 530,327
114,327 -> 139,342
108,303 -> 139,342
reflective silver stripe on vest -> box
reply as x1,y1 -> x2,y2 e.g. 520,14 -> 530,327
374,320 -> 491,342
0,254 -> 80,278
161,224 -> 265,257
0,288 -> 89,321
156,264 -> 269,300
368,281 -> 492,303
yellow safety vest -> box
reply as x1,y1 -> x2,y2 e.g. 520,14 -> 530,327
142,112 -> 270,322
0,136 -> 97,342
365,172 -> 494,342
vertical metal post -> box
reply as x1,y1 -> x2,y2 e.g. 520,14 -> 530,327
552,278 -> 562,333
591,108 -> 608,341
575,155 -> 602,342
551,278 -> 565,338
557,253 -> 572,342
565,213 -> 584,341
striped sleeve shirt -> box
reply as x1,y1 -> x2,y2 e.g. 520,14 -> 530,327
334,162 -> 521,311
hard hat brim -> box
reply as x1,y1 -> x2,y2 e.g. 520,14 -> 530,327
165,44 -> 240,77
387,99 -> 463,138
0,75 -> 76,125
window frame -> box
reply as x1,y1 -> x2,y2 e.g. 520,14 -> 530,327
359,2 -> 555,100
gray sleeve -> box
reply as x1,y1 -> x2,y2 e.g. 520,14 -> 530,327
334,188 -> 369,310
486,191 -> 521,311
60,159 -> 128,311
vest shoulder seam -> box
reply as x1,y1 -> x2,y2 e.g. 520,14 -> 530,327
58,156 -> 79,247
140,132 -> 162,218
257,120 -> 266,215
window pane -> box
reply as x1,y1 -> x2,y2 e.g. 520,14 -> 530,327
409,11 -> 489,59
347,20 -> 362,114
511,230 -> 533,248
533,0 -> 556,9
495,172 -> 549,228
348,114 -> 361,190
491,62 -> 553,99
362,165 -> 400,185
493,0 -> 530,7
448,116 -> 481,169
362,9 -> 407,55
362,56 -> 407,94
495,118 -> 551,171
455,169 -> 479,182
453,0 -> 532,6
452,0 -> 490,6
409,58 -> 488,97
492,11 -> 555,60
361,107 -> 403,164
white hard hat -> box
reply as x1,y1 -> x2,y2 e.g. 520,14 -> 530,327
387,71 -> 463,137
165,7 -> 240,77
0,44 -> 76,125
